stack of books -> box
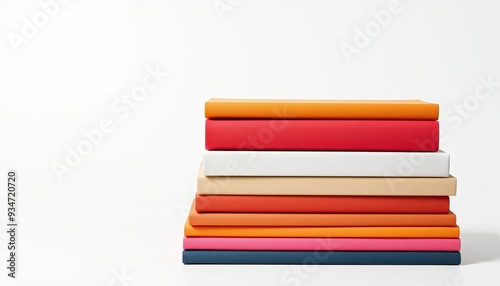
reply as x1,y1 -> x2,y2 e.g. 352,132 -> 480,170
183,99 -> 461,265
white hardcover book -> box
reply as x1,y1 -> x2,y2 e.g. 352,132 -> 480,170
203,151 -> 450,177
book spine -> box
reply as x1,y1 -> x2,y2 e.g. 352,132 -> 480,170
184,223 -> 461,238
183,251 -> 461,265
205,101 -> 439,120
188,211 -> 457,227
202,151 -> 450,177
206,120 -> 439,151
194,195 -> 450,214
183,237 -> 461,251
197,167 -> 457,196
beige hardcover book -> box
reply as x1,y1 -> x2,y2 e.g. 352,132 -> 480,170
196,164 -> 456,196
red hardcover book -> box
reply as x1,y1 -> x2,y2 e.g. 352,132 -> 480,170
205,120 -> 439,151
195,195 -> 450,214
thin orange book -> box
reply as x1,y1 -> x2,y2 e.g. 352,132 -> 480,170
188,202 -> 457,227
205,98 -> 439,120
184,220 -> 460,238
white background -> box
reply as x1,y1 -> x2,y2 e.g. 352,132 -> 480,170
1,0 -> 500,285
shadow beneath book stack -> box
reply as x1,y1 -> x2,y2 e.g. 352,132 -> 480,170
460,233 -> 500,265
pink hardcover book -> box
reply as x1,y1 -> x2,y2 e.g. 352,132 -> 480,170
183,237 -> 461,251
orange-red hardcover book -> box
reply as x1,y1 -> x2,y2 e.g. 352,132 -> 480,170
195,195 -> 450,214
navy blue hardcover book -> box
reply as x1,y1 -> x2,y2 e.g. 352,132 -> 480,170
183,251 -> 461,265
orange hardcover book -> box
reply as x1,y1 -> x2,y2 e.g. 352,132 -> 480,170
195,195 -> 450,214
188,202 -> 457,227
184,220 -> 460,238
205,99 -> 439,120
